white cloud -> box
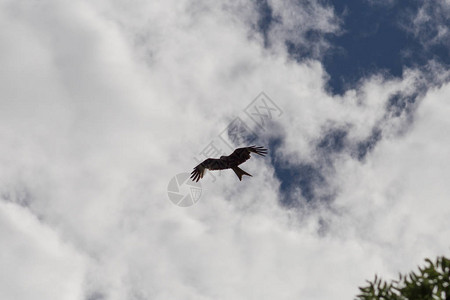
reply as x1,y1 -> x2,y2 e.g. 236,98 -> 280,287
401,0 -> 450,49
0,202 -> 85,300
0,0 -> 449,299
265,0 -> 341,58
331,80 -> 450,271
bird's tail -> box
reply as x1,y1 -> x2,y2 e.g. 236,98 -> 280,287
232,166 -> 252,181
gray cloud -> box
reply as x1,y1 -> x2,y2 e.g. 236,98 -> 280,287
401,0 -> 450,49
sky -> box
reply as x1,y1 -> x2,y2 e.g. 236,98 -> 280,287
0,0 -> 449,299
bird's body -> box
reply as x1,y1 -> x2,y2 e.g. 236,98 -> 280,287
190,146 -> 267,182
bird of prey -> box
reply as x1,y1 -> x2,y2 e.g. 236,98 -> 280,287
190,146 -> 268,182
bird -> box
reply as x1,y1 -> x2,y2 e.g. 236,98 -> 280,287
190,146 -> 268,182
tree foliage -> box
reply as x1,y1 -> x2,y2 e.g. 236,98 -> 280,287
356,256 -> 450,300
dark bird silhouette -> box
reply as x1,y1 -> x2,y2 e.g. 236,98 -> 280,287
190,146 -> 268,182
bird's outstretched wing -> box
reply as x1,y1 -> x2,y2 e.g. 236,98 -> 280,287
190,158 -> 230,182
227,145 -> 268,166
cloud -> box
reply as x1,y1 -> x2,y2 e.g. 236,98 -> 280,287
0,202 -> 85,300
401,0 -> 450,50
262,0 -> 342,59
331,80 -> 450,268
1,0 -> 449,299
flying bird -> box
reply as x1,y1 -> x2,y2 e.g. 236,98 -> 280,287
190,146 -> 268,182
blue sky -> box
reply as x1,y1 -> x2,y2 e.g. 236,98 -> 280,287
1,1 -> 449,299
323,1 -> 449,94
255,0 -> 450,206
